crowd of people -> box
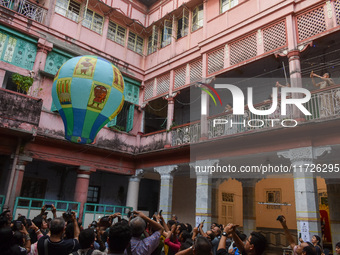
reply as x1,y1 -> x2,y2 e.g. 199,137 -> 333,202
0,205 -> 337,255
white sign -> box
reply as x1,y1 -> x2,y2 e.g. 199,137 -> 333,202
300,221 -> 310,242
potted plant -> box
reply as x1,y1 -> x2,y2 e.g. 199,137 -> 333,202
11,73 -> 34,94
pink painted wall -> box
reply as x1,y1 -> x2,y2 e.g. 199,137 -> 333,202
49,14 -> 79,39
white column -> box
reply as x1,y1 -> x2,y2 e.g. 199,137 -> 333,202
154,165 -> 178,222
126,169 -> 144,211
191,160 -> 218,232
325,179 -> 340,254
278,146 -> 331,241
241,179 -> 258,235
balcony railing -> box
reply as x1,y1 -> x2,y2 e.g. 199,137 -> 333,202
170,85 -> 340,146
171,121 -> 201,146
0,0 -> 13,8
17,0 -> 47,23
0,0 -> 47,23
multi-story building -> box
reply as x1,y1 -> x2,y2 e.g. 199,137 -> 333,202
1,0 -> 340,253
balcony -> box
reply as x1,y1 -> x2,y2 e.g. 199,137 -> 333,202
0,0 -> 47,23
168,85 -> 340,146
0,88 -> 43,134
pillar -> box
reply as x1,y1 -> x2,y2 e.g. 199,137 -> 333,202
278,146 -> 331,241
31,38 -> 53,96
74,166 -> 93,219
165,95 -> 175,147
154,165 -> 178,222
241,179 -> 258,235
126,169 -> 144,211
8,156 -> 32,210
191,160 -> 218,232
325,179 -> 340,254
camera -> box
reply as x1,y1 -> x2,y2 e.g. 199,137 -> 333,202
63,208 -> 73,222
45,204 -> 52,209
26,219 -> 32,227
14,220 -> 23,231
276,215 -> 284,222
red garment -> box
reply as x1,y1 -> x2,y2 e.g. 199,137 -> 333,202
164,237 -> 181,253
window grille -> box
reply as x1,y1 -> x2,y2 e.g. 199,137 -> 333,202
55,0 -> 80,22
297,6 -> 326,42
207,47 -> 224,75
161,20 -> 172,48
157,73 -> 170,96
336,0 -> 340,25
230,33 -> 257,65
144,79 -> 154,100
266,190 -> 281,209
192,4 -> 203,32
263,21 -> 287,52
108,21 -> 126,46
177,8 -> 189,39
190,59 -> 202,83
147,25 -> 158,55
128,32 -> 144,55
222,192 -> 234,202
174,66 -> 186,89
221,0 -> 238,13
82,9 -> 104,34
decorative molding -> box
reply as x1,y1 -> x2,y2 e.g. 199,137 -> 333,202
277,146 -> 331,162
154,165 -> 178,179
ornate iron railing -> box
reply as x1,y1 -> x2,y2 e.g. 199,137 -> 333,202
0,0 -> 13,8
171,122 -> 201,145
17,0 -> 47,23
169,86 -> 340,144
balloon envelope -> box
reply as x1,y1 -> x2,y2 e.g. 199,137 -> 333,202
52,55 -> 124,144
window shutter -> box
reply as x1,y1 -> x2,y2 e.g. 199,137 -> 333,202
107,116 -> 117,127
126,104 -> 134,132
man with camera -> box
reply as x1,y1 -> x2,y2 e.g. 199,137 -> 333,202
217,224 -> 266,255
37,211 -> 80,255
129,210 -> 164,255
277,215 -> 315,255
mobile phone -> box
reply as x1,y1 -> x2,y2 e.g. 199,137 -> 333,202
159,210 -> 163,216
45,204 -> 52,208
276,215 -> 283,222
299,233 -> 302,238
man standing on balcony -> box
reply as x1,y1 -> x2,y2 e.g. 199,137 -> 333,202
310,71 -> 335,117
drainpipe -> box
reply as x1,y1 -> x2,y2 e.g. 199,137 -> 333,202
5,137 -> 21,211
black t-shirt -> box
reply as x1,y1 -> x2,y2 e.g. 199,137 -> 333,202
37,235 -> 79,255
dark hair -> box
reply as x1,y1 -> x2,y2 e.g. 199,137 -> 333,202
32,215 -> 43,229
250,232 -> 267,255
239,233 -> 247,242
186,223 -> 192,233
336,242 -> 340,248
65,222 -> 75,239
303,245 -> 317,255
313,235 -> 321,246
108,221 -> 132,253
178,223 -> 187,233
167,220 -> 176,227
180,230 -> 192,242
194,236 -> 212,255
50,218 -> 65,235
79,229 -> 95,249
180,239 -> 193,251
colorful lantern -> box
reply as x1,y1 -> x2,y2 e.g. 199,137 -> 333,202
52,55 -> 124,144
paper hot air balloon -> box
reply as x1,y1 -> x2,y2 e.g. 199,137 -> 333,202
52,55 -> 125,144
